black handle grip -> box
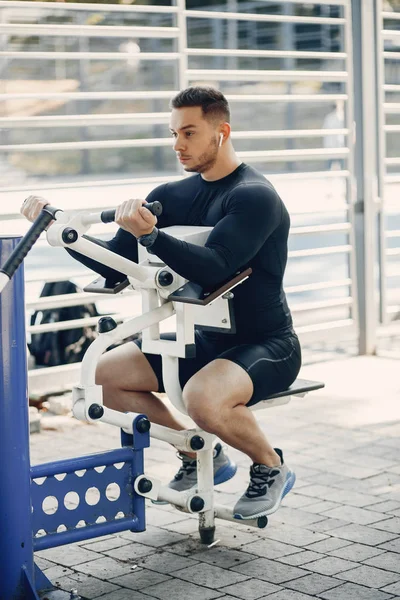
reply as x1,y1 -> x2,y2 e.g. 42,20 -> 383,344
0,205 -> 62,280
101,201 -> 163,223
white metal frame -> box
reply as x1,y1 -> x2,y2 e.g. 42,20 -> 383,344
43,207 -> 317,535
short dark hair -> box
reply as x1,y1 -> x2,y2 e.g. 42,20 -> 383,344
170,86 -> 230,123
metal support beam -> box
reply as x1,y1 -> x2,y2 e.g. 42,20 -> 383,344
351,0 -> 379,354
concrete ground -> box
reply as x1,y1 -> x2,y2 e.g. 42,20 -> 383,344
30,355 -> 400,600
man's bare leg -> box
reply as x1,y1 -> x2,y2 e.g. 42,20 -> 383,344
96,342 -> 187,432
183,358 -> 281,467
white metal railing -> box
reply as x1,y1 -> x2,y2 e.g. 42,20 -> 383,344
0,0 -> 359,394
378,6 -> 400,328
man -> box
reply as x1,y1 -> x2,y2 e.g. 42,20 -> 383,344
22,87 -> 301,520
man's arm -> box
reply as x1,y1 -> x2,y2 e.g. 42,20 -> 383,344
67,184 -> 168,282
66,228 -> 138,283
149,183 -> 282,288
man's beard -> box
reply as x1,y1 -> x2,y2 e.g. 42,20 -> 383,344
183,136 -> 219,173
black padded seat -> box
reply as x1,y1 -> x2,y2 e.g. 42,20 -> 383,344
262,378 -> 325,401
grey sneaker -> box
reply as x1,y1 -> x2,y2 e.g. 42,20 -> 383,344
169,443 -> 237,492
233,448 -> 295,520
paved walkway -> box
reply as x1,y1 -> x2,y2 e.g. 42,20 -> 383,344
30,355 -> 400,600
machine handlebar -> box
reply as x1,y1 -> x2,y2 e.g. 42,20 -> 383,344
0,205 -> 61,284
101,201 -> 162,224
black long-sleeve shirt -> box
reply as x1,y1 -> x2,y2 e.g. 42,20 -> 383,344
69,163 -> 294,342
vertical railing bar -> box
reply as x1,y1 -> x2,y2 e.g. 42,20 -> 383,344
376,0 -> 388,326
343,0 -> 360,337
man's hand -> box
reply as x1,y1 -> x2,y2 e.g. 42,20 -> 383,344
20,195 -> 50,223
115,198 -> 157,238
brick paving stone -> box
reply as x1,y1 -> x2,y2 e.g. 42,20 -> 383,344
313,461 -> 380,480
93,591 -> 152,600
379,538 -> 400,553
145,508 -> 191,527
382,581 -> 400,595
190,547 -> 255,568
219,578 -> 282,599
109,569 -> 171,590
73,556 -> 134,579
102,542 -> 155,562
301,556 -> 358,576
302,500 -> 341,514
274,507 -> 326,527
55,572 -> 120,599
260,591 -> 316,600
329,542 -> 386,561
276,550 -> 322,566
328,523 -> 399,546
171,525 -> 260,549
284,573 -> 342,595
305,538 -> 351,554
320,490 -> 383,508
139,578 -> 223,600
75,533 -> 115,547
42,565 -> 75,582
162,537 -> 211,557
285,573 -> 341,596
216,597 -> 247,600
322,506 -> 391,526
137,550 -> 197,573
35,556 -> 56,570
231,557 -> 309,584
363,551 -> 400,573
306,472 -> 355,487
372,517 -> 400,534
306,517 -> 349,532
161,518 -> 200,535
279,494 -> 317,509
360,473 -> 400,496
119,525 -> 186,548
36,545 -> 101,567
335,564 -> 400,588
262,524 -> 329,547
294,485 -> 336,501
365,500 -> 400,513
318,582 -> 395,600
81,536 -> 133,553
240,539 -> 303,560
173,562 -> 249,588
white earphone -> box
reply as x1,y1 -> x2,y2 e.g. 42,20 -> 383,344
219,133 -> 223,147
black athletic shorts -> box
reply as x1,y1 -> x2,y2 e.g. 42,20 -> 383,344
134,330 -> 301,406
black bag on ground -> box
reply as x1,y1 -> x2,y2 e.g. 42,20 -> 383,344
29,280 -> 99,367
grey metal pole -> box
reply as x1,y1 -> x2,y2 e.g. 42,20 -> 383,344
351,0 -> 379,355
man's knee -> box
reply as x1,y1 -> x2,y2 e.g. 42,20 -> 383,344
95,343 -> 158,392
183,380 -> 219,431
95,352 -> 119,387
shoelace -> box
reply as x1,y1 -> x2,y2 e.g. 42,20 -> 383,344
174,456 -> 197,481
245,467 -> 281,498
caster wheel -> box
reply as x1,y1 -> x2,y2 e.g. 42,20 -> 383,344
199,526 -> 215,545
257,515 -> 268,528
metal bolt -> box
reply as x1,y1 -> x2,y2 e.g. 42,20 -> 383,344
222,319 -> 227,323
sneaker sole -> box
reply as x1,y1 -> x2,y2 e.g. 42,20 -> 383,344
151,460 -> 237,505
233,470 -> 296,521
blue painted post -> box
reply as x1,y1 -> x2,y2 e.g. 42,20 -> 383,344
0,235 -> 37,599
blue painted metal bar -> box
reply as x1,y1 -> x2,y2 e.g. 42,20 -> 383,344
31,446 -> 135,478
34,515 -> 141,551
0,235 -> 49,599
31,415 -> 149,553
